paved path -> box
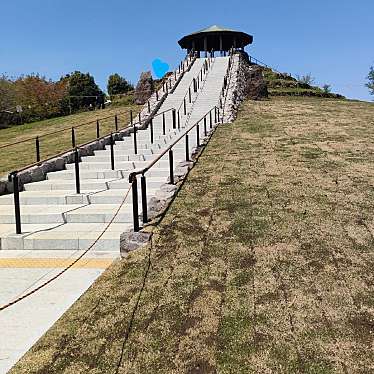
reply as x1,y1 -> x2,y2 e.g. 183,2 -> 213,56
0,250 -> 116,374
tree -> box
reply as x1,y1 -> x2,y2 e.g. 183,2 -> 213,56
107,74 -> 133,96
0,75 -> 16,112
14,74 -> 67,122
60,71 -> 103,112
366,66 -> 374,97
322,84 -> 331,93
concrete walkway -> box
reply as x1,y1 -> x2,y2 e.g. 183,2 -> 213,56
0,250 -> 117,374
0,55 -> 232,373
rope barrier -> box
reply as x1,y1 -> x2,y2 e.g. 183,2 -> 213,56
0,183 -> 133,312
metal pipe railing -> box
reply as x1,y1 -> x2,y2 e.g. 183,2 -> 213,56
128,106 -> 219,231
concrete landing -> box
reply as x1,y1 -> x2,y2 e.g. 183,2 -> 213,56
0,249 -> 118,374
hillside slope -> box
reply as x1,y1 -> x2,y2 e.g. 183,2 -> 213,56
10,96 -> 374,374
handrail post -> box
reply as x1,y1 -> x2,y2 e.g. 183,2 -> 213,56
35,136 -> 40,163
12,172 -> 22,234
131,177 -> 140,232
96,120 -> 100,139
189,87 -> 191,103
209,111 -> 212,129
193,78 -> 197,92
183,98 -> 186,115
74,148 -> 80,194
156,90 -> 159,101
133,122 -> 137,155
177,111 -> 180,129
141,175 -> 148,224
162,112 -> 166,135
204,116 -> 207,136
71,127 -> 76,148
169,149 -> 174,184
147,100 -> 151,113
185,134 -> 189,162
196,124 -> 200,147
115,115 -> 118,132
150,119 -> 154,144
214,107 -> 217,123
172,109 -> 176,129
110,133 -> 115,171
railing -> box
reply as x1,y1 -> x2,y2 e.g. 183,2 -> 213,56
7,51 -> 212,235
128,106 -> 220,231
0,110 -> 133,175
248,55 -> 283,75
219,48 -> 236,122
176,54 -> 216,129
9,107 -> 177,234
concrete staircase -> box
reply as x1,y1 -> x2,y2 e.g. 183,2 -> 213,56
0,56 -> 230,252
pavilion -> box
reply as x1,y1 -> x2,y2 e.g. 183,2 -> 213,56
178,25 -> 253,57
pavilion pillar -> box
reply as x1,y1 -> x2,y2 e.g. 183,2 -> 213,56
219,35 -> 223,56
204,36 -> 208,57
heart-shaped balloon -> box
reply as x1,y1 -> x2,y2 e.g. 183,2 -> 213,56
152,58 -> 170,79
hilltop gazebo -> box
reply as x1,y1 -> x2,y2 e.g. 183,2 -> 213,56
178,25 -> 253,57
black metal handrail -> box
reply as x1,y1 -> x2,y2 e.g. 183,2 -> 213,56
0,109 -> 132,151
128,105 -> 219,231
248,55 -> 283,75
219,47 -> 236,122
176,54 -> 215,115
8,106 -> 176,235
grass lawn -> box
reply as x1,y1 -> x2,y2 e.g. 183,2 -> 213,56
10,96 -> 374,373
0,103 -> 140,176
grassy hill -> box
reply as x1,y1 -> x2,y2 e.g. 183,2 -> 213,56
264,68 -> 345,99
10,96 -> 374,373
0,102 -> 140,176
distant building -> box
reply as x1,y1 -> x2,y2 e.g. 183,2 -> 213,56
178,25 -> 253,57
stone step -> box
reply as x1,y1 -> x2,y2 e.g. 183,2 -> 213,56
1,223 -> 132,251
64,160 -> 170,171
0,191 -> 91,206
24,179 -> 116,191
0,204 -> 84,224
47,170 -> 124,180
64,204 -> 137,223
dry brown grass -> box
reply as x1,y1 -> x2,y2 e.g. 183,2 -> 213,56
10,96 -> 374,373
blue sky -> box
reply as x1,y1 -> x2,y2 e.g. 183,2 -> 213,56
0,0 -> 373,101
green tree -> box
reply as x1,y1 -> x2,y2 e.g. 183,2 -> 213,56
322,84 -> 331,93
0,75 -> 16,112
60,71 -> 103,112
107,73 -> 133,96
366,66 -> 374,97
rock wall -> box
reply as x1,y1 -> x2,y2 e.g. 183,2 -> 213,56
221,52 -> 268,123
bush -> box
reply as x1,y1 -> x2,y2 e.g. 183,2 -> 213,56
296,73 -> 315,86
322,84 -> 331,93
